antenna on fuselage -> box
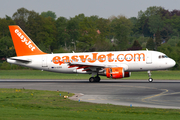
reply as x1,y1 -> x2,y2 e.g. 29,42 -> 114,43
146,48 -> 148,51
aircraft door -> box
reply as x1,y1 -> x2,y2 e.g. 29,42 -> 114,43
146,53 -> 152,64
42,56 -> 48,67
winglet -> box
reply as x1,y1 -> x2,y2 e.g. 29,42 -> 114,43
9,25 -> 46,56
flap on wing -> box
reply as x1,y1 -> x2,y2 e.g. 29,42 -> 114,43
68,62 -> 105,72
68,62 -> 129,71
68,62 -> 105,67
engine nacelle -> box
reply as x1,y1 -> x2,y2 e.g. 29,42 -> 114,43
105,67 -> 124,79
98,67 -> 131,79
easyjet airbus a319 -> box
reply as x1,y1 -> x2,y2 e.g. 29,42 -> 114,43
7,25 -> 176,82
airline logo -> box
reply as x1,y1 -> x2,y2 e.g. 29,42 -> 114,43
15,29 -> 35,51
52,53 -> 145,65
52,56 -> 65,65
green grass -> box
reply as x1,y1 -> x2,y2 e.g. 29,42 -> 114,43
0,88 -> 180,120
0,70 -> 180,80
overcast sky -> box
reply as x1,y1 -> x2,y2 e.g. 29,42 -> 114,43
1,0 -> 180,19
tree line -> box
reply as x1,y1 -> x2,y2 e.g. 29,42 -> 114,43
1,6 -> 180,69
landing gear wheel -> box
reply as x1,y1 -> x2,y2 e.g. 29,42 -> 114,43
148,78 -> 153,82
89,76 -> 101,82
89,77 -> 95,82
95,76 -> 101,82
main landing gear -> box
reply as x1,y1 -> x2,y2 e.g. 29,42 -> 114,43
89,76 -> 101,82
89,72 -> 101,82
148,70 -> 153,82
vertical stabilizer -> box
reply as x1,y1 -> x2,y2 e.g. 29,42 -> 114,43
9,25 -> 46,56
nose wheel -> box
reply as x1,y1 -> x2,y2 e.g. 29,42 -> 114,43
148,71 -> 153,82
148,78 -> 153,82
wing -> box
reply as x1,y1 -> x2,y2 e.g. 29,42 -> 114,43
67,62 -> 128,72
68,62 -> 105,72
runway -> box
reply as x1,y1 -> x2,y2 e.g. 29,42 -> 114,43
0,79 -> 180,109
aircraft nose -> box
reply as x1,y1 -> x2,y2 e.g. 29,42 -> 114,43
170,59 -> 176,67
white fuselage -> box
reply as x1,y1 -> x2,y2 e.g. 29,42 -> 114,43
7,50 -> 176,74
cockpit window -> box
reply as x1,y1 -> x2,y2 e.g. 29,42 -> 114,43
158,55 -> 168,59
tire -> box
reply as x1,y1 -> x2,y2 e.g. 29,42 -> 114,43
95,76 -> 101,82
89,77 -> 95,82
148,78 -> 153,82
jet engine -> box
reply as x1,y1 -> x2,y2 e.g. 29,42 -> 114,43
104,67 -> 131,79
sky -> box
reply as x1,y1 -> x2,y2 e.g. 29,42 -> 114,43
0,0 -> 180,19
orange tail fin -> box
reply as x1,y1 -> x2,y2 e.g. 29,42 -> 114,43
9,25 -> 46,56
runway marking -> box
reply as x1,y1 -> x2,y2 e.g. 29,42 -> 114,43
162,92 -> 180,96
107,84 -> 180,106
81,85 -> 180,107
107,84 -> 158,90
141,89 -> 169,103
82,84 -> 176,105
141,89 -> 180,105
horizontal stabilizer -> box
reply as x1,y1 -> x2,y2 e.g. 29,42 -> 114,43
7,57 -> 31,64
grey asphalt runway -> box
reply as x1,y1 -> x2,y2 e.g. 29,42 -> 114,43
0,79 -> 180,109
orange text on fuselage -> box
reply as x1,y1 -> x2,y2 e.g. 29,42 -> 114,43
52,53 -> 145,64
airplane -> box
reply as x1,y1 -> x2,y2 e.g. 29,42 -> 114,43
7,25 -> 176,82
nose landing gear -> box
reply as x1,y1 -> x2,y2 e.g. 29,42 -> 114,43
148,71 -> 153,82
